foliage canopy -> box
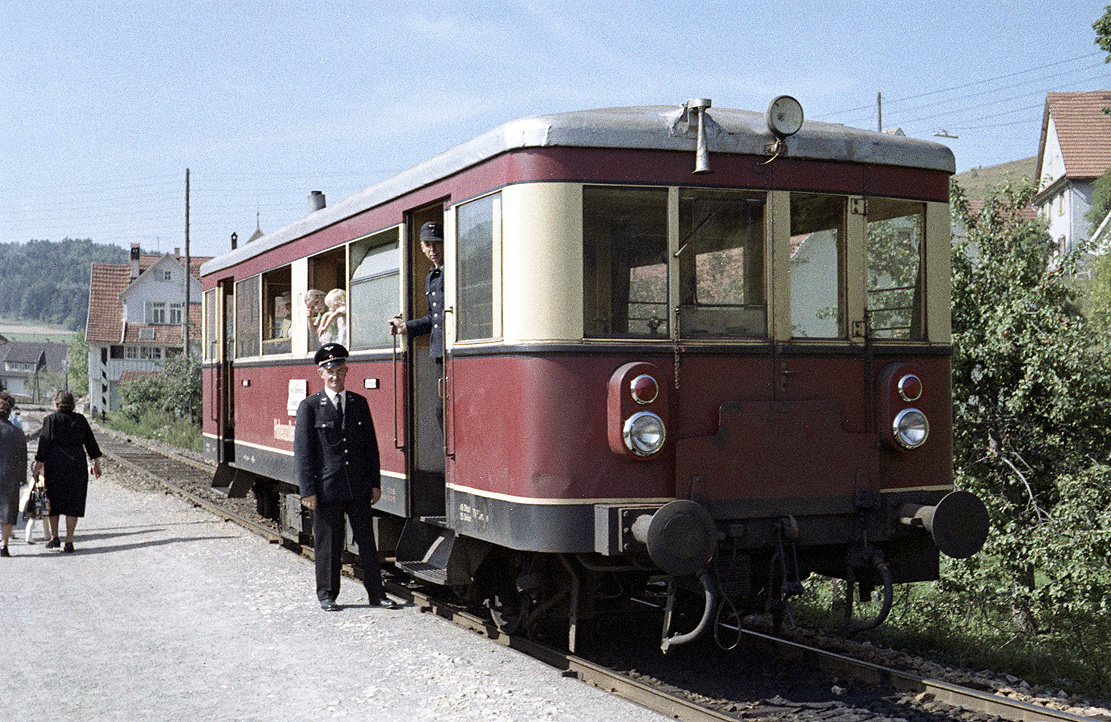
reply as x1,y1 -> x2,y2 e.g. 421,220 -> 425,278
0,239 -> 127,330
946,180 -> 1111,644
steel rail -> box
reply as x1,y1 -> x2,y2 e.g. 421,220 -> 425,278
736,627 -> 1100,722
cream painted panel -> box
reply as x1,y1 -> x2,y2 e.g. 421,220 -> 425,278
769,191 -> 792,341
926,201 -> 951,344
290,258 -> 310,356
501,183 -> 584,343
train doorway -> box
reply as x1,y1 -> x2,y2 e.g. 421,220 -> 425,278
217,278 -> 235,464
403,204 -> 447,519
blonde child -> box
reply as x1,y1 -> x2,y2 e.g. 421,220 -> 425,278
21,478 -> 49,544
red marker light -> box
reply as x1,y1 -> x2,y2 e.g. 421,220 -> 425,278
630,374 -> 659,405
897,374 -> 922,402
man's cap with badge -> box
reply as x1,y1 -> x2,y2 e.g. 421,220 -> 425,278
314,343 -> 348,369
420,221 -> 444,244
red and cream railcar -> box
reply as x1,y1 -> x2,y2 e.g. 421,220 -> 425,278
201,97 -> 987,650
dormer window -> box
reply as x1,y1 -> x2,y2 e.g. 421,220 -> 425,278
147,302 -> 167,324
145,301 -> 184,325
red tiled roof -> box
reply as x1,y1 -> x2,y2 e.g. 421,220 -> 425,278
85,253 -> 210,345
965,198 -> 1038,222
1036,91 -> 1111,181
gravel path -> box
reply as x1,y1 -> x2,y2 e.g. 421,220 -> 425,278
0,462 -> 664,721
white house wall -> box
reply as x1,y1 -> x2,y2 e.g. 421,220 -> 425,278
119,257 -> 204,324
1040,117 -> 1066,187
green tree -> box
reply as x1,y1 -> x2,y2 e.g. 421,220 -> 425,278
946,180 -> 1111,637
1096,4 -> 1111,61
67,337 -> 89,397
118,352 -> 201,423
1086,167 -> 1111,235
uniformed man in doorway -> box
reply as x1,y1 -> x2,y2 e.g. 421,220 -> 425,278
389,221 -> 445,426
294,343 -> 399,611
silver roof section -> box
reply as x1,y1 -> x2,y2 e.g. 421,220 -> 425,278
202,105 -> 955,276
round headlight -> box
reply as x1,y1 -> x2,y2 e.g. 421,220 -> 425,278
623,411 -> 666,457
892,408 -> 929,449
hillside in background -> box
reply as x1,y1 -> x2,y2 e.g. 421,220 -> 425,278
953,157 -> 1037,198
0,239 -> 129,331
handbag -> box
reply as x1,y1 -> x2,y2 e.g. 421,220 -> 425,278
24,480 -> 49,518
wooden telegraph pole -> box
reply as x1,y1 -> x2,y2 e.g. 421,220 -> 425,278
184,168 -> 191,359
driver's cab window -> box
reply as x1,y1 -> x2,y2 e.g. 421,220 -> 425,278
677,189 -> 766,338
583,186 -> 669,338
790,194 -> 846,338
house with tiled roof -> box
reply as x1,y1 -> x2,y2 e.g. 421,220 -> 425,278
85,243 -> 210,414
1033,91 -> 1111,258
0,340 -> 68,400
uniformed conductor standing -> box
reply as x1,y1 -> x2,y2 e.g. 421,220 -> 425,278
389,221 -> 445,427
295,343 -> 398,611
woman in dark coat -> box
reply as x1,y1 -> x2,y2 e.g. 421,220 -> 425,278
33,390 -> 101,553
0,397 -> 28,557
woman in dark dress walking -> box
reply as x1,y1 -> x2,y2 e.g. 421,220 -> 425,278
0,397 -> 28,557
33,391 -> 101,553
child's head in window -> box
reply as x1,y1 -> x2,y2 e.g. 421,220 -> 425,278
324,288 -> 346,311
306,289 -> 326,316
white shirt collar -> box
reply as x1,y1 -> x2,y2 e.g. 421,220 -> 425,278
324,388 -> 343,409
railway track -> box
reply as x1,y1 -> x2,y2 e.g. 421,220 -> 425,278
94,429 -> 1106,722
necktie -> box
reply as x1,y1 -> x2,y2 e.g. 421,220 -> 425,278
335,395 -> 343,426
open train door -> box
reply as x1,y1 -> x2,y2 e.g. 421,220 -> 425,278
207,277 -> 237,491
401,203 -> 447,520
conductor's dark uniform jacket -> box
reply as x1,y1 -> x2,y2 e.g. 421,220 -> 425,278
404,265 -> 444,360
294,389 -> 380,502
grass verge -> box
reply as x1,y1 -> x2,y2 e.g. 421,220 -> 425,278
99,409 -> 202,453
788,576 -> 1111,702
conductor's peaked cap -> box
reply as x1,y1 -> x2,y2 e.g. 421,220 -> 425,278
420,221 -> 444,243
314,343 -> 348,369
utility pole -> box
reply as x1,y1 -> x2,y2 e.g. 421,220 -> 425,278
184,168 -> 191,360
877,91 -> 883,133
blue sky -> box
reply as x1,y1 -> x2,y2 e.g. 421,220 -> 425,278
2,0 -> 1109,259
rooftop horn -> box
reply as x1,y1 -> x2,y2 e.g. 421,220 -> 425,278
689,98 -> 712,174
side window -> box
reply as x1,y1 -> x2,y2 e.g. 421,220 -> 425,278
262,266 -> 292,355
790,194 -> 846,338
456,193 -> 500,341
678,189 -> 766,338
867,199 -> 925,340
234,275 -> 260,358
349,229 -> 401,350
203,288 -> 217,361
307,248 -> 347,351
583,186 -> 668,338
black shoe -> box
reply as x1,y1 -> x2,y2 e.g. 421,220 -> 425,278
0,546 -> 9,557
373,597 -> 400,609
63,542 -> 75,553
45,538 -> 60,549
320,599 -> 341,612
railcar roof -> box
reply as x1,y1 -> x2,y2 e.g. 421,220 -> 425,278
202,104 -> 955,277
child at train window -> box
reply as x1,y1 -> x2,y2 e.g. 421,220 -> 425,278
306,289 -> 327,349
317,288 -> 347,346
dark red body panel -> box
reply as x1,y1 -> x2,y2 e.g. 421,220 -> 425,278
203,358 -> 407,481
444,350 -> 951,508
